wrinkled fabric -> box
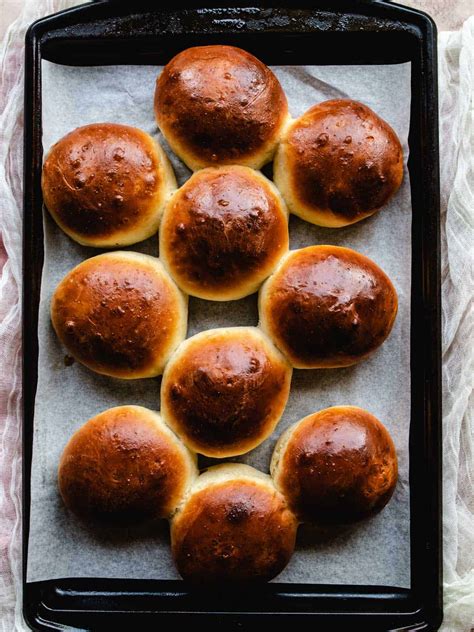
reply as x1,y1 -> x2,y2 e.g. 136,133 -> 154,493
438,17 -> 474,632
0,3 -> 472,630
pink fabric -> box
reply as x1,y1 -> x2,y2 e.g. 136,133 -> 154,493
0,32 -> 24,632
0,238 -> 7,271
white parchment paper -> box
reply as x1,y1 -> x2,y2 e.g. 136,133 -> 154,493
27,61 -> 412,587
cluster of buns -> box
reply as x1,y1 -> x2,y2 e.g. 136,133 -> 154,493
45,45 -> 403,583
59,404 -> 397,582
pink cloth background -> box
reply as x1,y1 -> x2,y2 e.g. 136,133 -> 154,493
0,2 -> 472,631
0,17 -> 24,630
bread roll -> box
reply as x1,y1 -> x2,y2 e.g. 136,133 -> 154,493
58,406 -> 197,524
161,327 -> 292,457
271,406 -> 398,524
51,251 -> 187,378
171,464 -> 297,582
42,123 -> 176,247
160,166 -> 289,300
259,245 -> 397,368
274,99 -> 403,227
154,45 -> 289,170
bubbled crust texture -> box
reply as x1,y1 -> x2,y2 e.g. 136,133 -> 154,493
171,479 -> 297,582
155,46 -> 288,170
51,253 -> 187,378
272,407 -> 398,524
260,246 -> 398,368
160,166 -> 289,300
161,329 -> 292,457
275,99 -> 403,226
58,406 -> 197,524
42,123 -> 175,246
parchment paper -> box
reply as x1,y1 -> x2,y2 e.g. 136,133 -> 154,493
27,61 -> 412,587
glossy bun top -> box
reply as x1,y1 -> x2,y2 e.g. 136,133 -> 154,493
155,46 -> 289,170
160,166 -> 289,300
51,251 -> 187,378
271,406 -> 398,523
171,464 -> 297,582
42,123 -> 176,246
58,406 -> 197,525
161,327 -> 292,457
274,100 -> 403,227
259,245 -> 398,368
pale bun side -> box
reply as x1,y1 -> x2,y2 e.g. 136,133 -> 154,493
179,462 -> 274,503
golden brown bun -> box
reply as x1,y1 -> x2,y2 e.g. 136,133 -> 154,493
274,100 -> 403,227
51,251 -> 187,378
154,46 -> 289,170
161,327 -> 292,457
160,166 -> 289,300
58,406 -> 198,525
171,464 -> 297,582
42,123 -> 176,247
271,406 -> 398,524
259,245 -> 397,368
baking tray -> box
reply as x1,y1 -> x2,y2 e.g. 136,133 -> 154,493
22,1 -> 442,629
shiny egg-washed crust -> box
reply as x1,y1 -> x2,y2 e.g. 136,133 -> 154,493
161,328 -> 292,457
274,99 -> 403,227
160,166 -> 289,301
154,46 -> 289,171
51,252 -> 187,379
42,123 -> 177,247
270,406 -> 398,524
259,245 -> 398,368
171,464 -> 297,582
58,406 -> 198,525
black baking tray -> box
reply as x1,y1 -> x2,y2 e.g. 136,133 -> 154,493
23,1 -> 441,629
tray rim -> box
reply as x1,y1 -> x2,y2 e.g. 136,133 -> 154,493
22,1 -> 442,630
